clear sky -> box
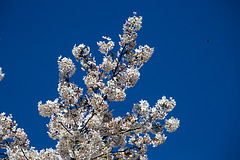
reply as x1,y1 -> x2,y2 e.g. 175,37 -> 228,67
0,0 -> 240,159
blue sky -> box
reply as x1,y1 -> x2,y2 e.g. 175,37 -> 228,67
0,0 -> 240,159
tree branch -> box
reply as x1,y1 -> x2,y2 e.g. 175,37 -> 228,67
79,110 -> 95,133
21,148 -> 28,160
113,44 -> 127,77
59,122 -> 73,135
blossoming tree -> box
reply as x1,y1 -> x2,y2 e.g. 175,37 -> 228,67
0,12 -> 180,160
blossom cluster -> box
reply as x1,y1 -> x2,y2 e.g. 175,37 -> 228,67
0,67 -> 4,81
0,12 -> 180,160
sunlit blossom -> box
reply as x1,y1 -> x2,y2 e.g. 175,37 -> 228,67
0,12 -> 179,160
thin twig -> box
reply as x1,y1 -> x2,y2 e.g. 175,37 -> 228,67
80,110 -> 95,133
113,44 -> 127,77
59,122 -> 73,135
21,148 -> 28,160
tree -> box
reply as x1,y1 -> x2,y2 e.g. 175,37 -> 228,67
0,12 -> 179,160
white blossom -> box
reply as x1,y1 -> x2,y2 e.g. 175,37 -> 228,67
125,67 -> 140,87
58,82 -> 83,105
157,96 -> 176,112
134,100 -> 150,118
152,133 -> 167,147
102,79 -> 126,101
119,12 -> 143,46
134,45 -> 154,67
0,67 -> 4,81
102,36 -> 111,41
38,98 -> 60,118
97,37 -> 115,54
72,43 -> 90,61
58,56 -> 76,80
89,93 -> 108,113
0,113 -> 30,150
165,117 -> 180,133
101,56 -> 117,74
0,12 -> 180,160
